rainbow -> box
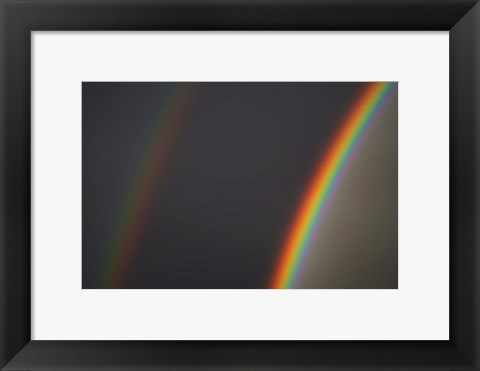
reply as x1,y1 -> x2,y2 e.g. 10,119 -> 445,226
270,82 -> 396,289
101,83 -> 197,288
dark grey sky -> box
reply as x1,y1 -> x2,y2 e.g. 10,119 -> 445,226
82,82 -> 397,289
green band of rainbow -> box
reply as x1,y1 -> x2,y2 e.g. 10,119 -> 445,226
270,82 -> 395,289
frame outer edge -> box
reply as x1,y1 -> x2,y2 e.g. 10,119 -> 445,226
0,0 -> 32,369
450,2 -> 480,369
0,0 -> 4,368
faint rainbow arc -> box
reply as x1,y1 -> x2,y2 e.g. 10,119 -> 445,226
270,82 -> 396,289
102,83 -> 197,288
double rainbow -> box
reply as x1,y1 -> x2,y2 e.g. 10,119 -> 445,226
270,82 -> 396,289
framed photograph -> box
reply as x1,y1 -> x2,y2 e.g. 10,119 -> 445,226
0,0 -> 478,370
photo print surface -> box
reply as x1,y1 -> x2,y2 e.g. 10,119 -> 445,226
82,82 -> 398,289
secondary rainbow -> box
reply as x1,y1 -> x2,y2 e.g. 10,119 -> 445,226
102,83 -> 197,288
270,82 -> 395,289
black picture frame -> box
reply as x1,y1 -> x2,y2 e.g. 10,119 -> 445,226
1,0 -> 479,370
